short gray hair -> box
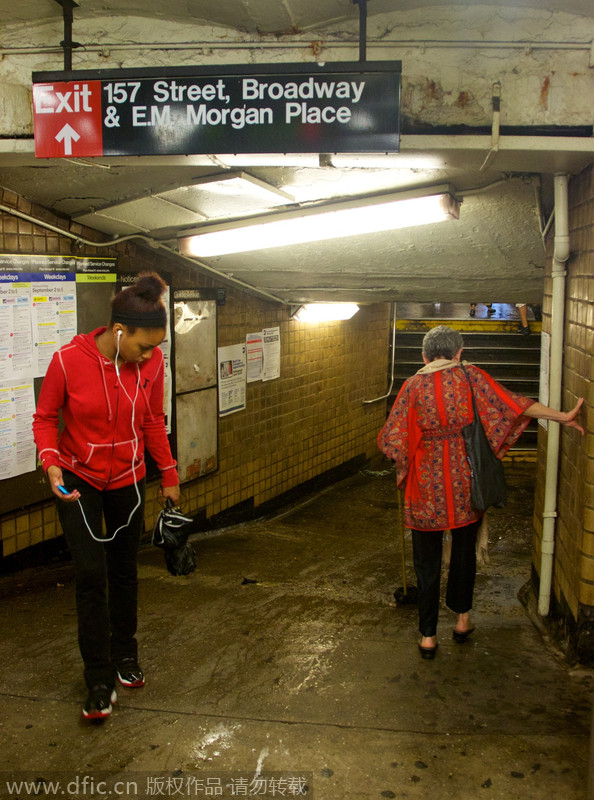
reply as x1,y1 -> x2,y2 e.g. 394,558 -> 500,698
422,325 -> 464,361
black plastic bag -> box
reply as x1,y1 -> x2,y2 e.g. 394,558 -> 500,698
152,499 -> 196,576
461,367 -> 506,512
164,542 -> 196,577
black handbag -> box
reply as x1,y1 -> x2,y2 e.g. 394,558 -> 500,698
460,367 -> 506,512
152,498 -> 196,576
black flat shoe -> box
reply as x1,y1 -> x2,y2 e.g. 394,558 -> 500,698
453,627 -> 475,644
418,642 -> 438,660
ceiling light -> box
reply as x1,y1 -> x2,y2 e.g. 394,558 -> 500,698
178,186 -> 460,257
291,303 -> 359,322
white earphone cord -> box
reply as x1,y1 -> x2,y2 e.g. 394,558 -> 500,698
77,332 -> 142,543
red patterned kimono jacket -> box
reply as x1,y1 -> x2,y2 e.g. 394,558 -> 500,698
377,360 -> 534,531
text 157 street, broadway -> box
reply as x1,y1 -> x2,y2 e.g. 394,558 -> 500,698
32,63 -> 401,157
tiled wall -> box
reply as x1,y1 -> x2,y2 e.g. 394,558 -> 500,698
532,164 -> 594,654
0,188 -> 390,565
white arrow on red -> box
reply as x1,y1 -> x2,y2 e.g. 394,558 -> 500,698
55,123 -> 81,155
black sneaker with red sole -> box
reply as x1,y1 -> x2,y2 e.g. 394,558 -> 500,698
115,657 -> 145,688
83,684 -> 117,720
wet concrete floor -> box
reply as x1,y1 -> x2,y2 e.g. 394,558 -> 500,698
0,466 -> 592,800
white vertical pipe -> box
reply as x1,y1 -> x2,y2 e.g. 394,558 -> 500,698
538,173 -> 569,617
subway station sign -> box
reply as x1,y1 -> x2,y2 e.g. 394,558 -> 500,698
32,62 -> 401,158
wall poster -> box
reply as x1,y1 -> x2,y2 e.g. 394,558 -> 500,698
218,343 -> 246,416
262,327 -> 281,381
0,255 -> 117,513
246,331 -> 264,383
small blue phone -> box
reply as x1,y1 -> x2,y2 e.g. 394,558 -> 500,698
57,485 -> 70,495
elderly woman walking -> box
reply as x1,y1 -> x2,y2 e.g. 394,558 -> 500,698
378,325 -> 583,659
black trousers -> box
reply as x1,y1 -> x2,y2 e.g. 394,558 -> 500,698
411,519 -> 481,637
57,470 -> 146,689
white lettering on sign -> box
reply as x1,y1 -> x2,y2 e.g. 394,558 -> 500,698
34,85 -> 56,114
186,105 -> 273,129
34,84 -> 93,114
285,103 -> 352,124
103,82 -> 141,104
55,123 -> 80,155
153,79 -> 229,104
132,105 -> 172,127
242,78 -> 366,103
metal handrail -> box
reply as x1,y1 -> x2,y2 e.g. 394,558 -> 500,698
363,302 -> 396,405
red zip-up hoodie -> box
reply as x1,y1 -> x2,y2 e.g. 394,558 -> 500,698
33,327 -> 178,491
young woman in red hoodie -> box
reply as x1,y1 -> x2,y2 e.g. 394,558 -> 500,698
33,272 -> 180,721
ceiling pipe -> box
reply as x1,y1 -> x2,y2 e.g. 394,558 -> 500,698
538,173 -> 570,617
352,0 -> 369,62
3,40 -> 591,57
479,82 -> 502,172
53,0 -> 80,71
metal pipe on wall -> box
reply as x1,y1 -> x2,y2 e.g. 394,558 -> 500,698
538,173 -> 569,617
364,301 -> 397,405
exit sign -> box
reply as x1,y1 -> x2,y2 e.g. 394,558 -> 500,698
33,81 -> 103,157
33,62 -> 401,157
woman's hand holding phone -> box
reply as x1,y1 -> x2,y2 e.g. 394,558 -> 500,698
47,465 -> 81,501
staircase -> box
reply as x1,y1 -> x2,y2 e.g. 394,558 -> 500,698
388,324 -> 542,451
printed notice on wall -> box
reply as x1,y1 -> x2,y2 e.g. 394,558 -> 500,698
31,273 -> 77,377
262,327 -> 281,382
0,270 -> 78,381
0,281 -> 34,381
0,258 -> 117,488
246,332 -> 264,383
0,381 -> 36,479
218,343 -> 247,416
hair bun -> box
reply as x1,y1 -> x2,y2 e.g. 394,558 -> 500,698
133,272 -> 167,303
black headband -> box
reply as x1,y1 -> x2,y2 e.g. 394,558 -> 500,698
111,308 -> 167,327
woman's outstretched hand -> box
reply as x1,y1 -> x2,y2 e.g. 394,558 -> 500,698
523,397 -> 585,435
561,397 -> 585,434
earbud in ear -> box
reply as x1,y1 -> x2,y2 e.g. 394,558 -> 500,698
117,330 -> 122,341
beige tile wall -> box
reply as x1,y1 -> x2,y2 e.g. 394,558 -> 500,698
0,188 -> 390,562
533,164 -> 594,619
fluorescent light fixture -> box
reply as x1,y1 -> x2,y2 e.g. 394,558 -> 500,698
178,185 -> 460,258
291,303 -> 359,322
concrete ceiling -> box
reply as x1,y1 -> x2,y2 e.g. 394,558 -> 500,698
6,0 -> 594,33
4,144 -> 590,305
1,0 -> 593,306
